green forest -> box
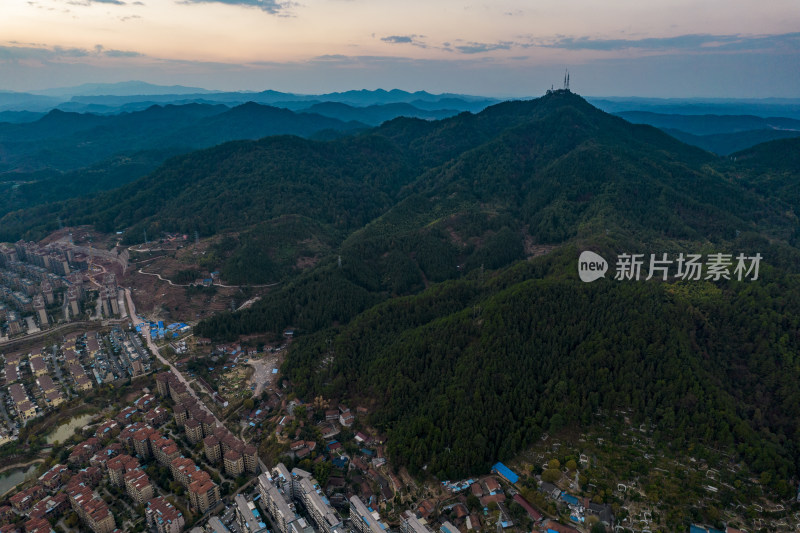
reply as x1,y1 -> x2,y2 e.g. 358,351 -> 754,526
281,246 -> 800,496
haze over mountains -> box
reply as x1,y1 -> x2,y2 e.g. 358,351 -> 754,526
1,83 -> 798,178
0,82 -> 498,116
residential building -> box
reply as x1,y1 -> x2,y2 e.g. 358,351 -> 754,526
204,435 -> 222,463
107,454 -> 139,486
146,497 -> 185,533
234,494 -> 268,533
146,407 -> 169,427
67,483 -> 115,533
401,511 -> 433,533
152,437 -> 181,467
124,469 -> 154,506
295,476 -> 343,533
349,496 -> 386,533
8,383 -> 36,421
258,473 -> 298,533
188,478 -> 220,514
223,450 -> 244,477
185,418 -> 204,444
29,354 -> 47,376
38,464 -> 68,491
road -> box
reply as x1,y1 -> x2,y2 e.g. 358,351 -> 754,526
123,288 -> 221,426
136,268 -> 189,287
0,321 -> 95,350
49,344 -> 65,384
136,268 -> 281,289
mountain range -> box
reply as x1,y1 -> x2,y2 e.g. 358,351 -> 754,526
615,111 -> 800,155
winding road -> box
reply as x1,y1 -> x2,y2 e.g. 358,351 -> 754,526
136,268 -> 281,289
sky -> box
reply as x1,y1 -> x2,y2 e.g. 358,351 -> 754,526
1,0 -> 799,97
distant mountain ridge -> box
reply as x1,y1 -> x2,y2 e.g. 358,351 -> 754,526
0,85 -> 500,114
0,102 -> 370,218
614,110 -> 800,155
615,111 -> 800,136
29,80 -> 217,97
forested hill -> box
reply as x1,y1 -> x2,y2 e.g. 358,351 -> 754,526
282,245 -> 800,498
0,102 -> 372,224
191,92 -> 800,503
0,102 -> 365,174
193,91 -> 797,337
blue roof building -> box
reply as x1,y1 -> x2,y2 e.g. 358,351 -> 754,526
561,493 -> 579,506
491,462 -> 519,484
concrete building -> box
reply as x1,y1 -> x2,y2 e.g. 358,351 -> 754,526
42,281 -> 54,305
146,496 -> 185,533
243,444 -> 259,473
8,383 -> 37,421
36,374 -> 57,395
295,476 -> 344,533
124,469 -> 154,506
401,511 -> 434,533
69,363 -> 92,392
258,473 -> 298,533
67,287 -> 80,317
170,456 -> 201,488
152,436 -> 181,467
29,354 -> 48,376
188,478 -> 220,514
208,517 -> 231,533
45,389 -> 65,407
132,427 -> 160,459
67,483 -> 115,533
349,496 -> 387,533
185,418 -> 204,444
107,454 -> 139,486
234,494 -> 268,533
173,401 -> 189,427
33,294 -> 48,326
7,311 -> 23,335
204,435 -> 222,463
224,450 -> 244,477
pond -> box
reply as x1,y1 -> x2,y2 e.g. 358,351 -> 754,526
0,464 -> 38,497
45,412 -> 95,445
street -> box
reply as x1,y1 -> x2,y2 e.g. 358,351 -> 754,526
123,288 -> 221,427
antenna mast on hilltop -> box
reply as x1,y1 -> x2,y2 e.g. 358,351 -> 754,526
564,69 -> 570,91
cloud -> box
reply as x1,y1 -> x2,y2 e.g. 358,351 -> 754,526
179,0 -> 291,14
66,0 -> 127,5
311,54 -> 352,63
454,41 -> 512,54
536,32 -> 800,53
380,35 -> 428,49
382,35 -> 413,44
103,48 -> 143,57
0,43 -> 144,62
